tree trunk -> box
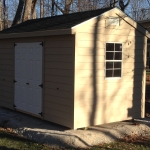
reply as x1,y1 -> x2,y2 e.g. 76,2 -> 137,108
53,0 -> 65,14
77,0 -> 81,12
31,0 -> 37,19
0,0 -> 2,30
3,0 -> 7,29
12,0 -> 25,26
64,0 -> 73,14
22,0 -> 32,22
119,0 -> 130,11
40,0 -> 44,18
51,0 -> 55,16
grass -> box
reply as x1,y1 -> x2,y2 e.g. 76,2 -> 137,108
0,127 -> 150,150
0,128 -> 50,150
92,135 -> 150,150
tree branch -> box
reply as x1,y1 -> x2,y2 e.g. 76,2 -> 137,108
12,0 -> 25,26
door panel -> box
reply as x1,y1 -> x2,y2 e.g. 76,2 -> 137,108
14,43 -> 42,116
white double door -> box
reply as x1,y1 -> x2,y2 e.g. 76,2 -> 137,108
14,43 -> 42,116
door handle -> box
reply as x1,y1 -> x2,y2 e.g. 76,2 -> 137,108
26,83 -> 29,85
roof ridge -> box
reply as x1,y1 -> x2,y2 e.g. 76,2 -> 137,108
26,7 -> 112,21
0,7 -> 114,34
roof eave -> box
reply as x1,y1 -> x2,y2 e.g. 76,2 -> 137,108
138,20 -> 150,23
0,28 -> 74,39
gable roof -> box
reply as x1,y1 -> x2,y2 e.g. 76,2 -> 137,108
0,7 -> 113,34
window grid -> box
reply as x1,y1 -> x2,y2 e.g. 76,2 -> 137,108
105,43 -> 122,78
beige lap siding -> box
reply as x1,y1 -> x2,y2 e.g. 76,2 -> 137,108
74,8 -> 146,129
0,38 -> 45,109
0,36 -> 75,128
0,41 -> 14,109
44,35 -> 75,128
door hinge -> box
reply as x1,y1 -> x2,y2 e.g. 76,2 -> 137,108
39,112 -> 42,116
39,84 -> 43,88
14,80 -> 17,83
14,43 -> 17,47
40,42 -> 43,47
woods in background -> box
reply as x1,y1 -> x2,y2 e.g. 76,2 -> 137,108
0,0 -> 150,30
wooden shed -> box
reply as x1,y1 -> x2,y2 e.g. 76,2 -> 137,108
0,7 -> 148,129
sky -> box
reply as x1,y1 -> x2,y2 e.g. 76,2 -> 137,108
3,0 -> 150,21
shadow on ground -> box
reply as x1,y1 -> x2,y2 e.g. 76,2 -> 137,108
0,107 -> 150,148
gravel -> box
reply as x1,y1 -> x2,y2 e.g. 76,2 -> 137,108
0,107 -> 150,149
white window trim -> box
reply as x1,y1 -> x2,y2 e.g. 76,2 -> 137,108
105,42 -> 123,79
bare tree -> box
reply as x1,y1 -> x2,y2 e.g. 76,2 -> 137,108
64,0 -> 73,14
12,0 -> 25,26
0,0 -> 2,30
10,0 -> 149,27
129,0 -> 149,21
22,0 -> 38,21
40,0 -> 44,17
31,0 -> 38,19
12,0 -> 38,26
8,0 -> 19,23
3,0 -> 6,28
22,0 -> 32,21
52,0 -> 73,14
51,0 -> 54,16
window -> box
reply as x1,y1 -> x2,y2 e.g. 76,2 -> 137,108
107,17 -> 120,26
105,43 -> 122,78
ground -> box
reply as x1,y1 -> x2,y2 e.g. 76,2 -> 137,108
145,74 -> 150,117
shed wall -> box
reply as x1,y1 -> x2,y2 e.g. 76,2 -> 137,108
74,9 -> 146,129
0,41 -> 14,109
44,35 -> 75,128
0,35 -> 75,128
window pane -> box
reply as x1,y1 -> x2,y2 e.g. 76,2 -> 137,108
106,43 -> 114,51
106,52 -> 114,60
106,70 -> 113,77
106,62 -> 113,69
114,69 -> 121,77
115,44 -> 122,51
114,52 -> 122,60
114,62 -> 121,68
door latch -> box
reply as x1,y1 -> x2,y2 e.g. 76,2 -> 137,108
39,112 -> 42,116
39,84 -> 43,88
14,80 -> 17,83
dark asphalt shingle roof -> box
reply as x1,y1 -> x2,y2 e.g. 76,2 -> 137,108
0,7 -> 113,34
